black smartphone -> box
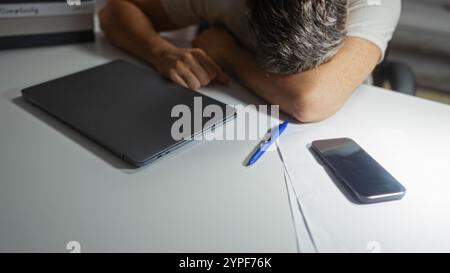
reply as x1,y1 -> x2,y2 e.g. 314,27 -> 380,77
311,138 -> 406,204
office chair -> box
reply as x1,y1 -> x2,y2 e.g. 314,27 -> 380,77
372,47 -> 417,96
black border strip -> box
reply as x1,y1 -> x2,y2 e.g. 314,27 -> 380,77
0,30 -> 94,50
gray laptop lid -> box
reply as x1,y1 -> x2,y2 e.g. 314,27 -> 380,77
22,60 -> 236,167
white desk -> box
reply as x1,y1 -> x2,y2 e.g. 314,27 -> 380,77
1,32 -> 449,253
280,86 -> 450,252
0,35 -> 297,252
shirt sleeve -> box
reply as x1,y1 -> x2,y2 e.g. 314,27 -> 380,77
160,0 -> 207,27
347,0 -> 401,62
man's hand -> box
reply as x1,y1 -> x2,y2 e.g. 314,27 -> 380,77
152,47 -> 229,90
192,27 -> 238,71
100,0 -> 229,91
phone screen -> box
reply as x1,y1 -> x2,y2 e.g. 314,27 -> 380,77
311,138 -> 406,203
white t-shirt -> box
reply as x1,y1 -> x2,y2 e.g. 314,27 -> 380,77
160,0 -> 401,61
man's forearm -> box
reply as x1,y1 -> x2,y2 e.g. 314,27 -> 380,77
217,37 -> 380,122
100,0 -> 228,90
220,45 -> 310,121
99,0 -> 175,67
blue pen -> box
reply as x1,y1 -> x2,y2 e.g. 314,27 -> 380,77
247,120 -> 289,166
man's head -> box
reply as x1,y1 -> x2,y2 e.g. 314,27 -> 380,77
246,0 -> 348,75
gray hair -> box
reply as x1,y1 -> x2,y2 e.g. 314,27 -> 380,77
246,0 -> 348,75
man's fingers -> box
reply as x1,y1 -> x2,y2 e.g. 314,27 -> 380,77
167,48 -> 229,90
176,62 -> 202,90
168,69 -> 189,89
194,50 -> 229,85
184,57 -> 212,86
198,56 -> 229,84
192,50 -> 217,79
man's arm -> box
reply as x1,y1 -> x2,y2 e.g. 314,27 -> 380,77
99,0 -> 227,90
194,29 -> 380,123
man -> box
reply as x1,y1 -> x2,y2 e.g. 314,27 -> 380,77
99,0 -> 401,122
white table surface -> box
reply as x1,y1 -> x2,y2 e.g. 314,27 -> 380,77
0,34 -> 298,252
1,30 -> 449,253
280,85 -> 450,252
